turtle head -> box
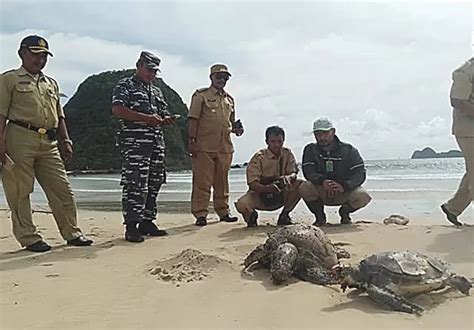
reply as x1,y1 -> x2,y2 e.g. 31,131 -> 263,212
330,264 -> 361,292
244,244 -> 267,268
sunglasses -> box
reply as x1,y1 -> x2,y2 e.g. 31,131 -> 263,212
214,73 -> 230,81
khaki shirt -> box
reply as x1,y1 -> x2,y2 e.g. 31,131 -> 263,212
246,147 -> 298,184
450,58 -> 474,137
188,86 -> 235,153
0,66 -> 64,129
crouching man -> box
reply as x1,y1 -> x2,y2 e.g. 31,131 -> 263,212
235,126 -> 303,227
299,117 -> 371,226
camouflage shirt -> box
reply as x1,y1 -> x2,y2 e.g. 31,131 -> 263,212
112,75 -> 170,147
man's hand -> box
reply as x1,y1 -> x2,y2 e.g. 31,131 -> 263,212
160,115 -> 176,125
265,183 -> 282,193
281,173 -> 297,186
232,120 -> 244,136
322,180 -> 344,198
60,141 -> 73,163
188,141 -> 198,158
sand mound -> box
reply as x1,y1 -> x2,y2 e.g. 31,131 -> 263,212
149,248 -> 231,284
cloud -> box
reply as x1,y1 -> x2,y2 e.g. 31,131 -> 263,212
0,0 -> 471,162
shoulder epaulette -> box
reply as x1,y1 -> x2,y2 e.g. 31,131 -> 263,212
195,87 -> 208,93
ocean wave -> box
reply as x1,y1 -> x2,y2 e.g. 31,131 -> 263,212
368,188 -> 452,192
74,189 -> 121,193
71,177 -> 121,182
367,174 -> 463,181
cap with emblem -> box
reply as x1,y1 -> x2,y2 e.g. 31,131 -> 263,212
210,64 -> 231,76
139,51 -> 161,71
312,117 -> 334,132
19,35 -> 53,57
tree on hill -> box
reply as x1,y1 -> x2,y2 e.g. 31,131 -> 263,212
64,69 -> 191,171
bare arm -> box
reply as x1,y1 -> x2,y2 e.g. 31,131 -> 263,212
451,98 -> 474,117
57,117 -> 71,141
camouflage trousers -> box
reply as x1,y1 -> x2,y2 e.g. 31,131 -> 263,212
120,144 -> 166,225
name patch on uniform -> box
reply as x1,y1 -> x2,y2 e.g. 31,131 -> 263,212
207,99 -> 217,102
18,81 -> 31,85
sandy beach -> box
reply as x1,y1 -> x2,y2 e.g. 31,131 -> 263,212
0,208 -> 473,329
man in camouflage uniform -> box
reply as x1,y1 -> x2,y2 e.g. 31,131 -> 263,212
187,64 -> 244,226
441,58 -> 474,226
112,51 -> 176,243
0,35 -> 93,252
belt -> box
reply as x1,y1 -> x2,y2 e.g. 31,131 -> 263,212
10,120 -> 57,140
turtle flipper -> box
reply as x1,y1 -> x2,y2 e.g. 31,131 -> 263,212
296,267 -> 337,286
335,248 -> 350,260
366,284 -> 424,314
446,275 -> 472,295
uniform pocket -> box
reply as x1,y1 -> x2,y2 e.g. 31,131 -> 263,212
15,83 -> 35,93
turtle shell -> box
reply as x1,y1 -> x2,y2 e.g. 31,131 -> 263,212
265,224 -> 339,269
359,251 -> 451,295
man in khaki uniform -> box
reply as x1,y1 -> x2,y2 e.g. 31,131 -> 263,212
235,126 -> 302,227
188,64 -> 244,226
0,35 -> 92,252
300,117 -> 371,226
441,58 -> 474,226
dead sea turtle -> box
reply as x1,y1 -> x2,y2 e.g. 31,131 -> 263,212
244,223 -> 350,285
333,251 -> 472,314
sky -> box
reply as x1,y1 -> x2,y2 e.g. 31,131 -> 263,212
0,0 -> 472,163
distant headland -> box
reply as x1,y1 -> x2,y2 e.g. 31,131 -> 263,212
411,147 -> 463,159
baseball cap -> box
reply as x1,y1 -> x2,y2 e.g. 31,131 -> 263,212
312,117 -> 334,132
20,35 -> 53,56
139,51 -> 161,71
210,64 -> 231,76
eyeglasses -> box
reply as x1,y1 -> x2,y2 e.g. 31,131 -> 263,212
214,73 -> 230,81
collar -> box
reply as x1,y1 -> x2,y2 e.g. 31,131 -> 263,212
209,85 -> 226,96
265,148 -> 282,160
132,74 -> 151,88
18,66 -> 44,80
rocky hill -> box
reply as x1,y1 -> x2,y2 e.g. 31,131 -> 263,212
411,147 -> 463,159
64,69 -> 191,171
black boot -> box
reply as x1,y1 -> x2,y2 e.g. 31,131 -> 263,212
304,200 -> 327,226
277,211 -> 294,226
125,224 -> 144,243
246,211 -> 258,227
339,204 -> 357,225
139,221 -> 168,236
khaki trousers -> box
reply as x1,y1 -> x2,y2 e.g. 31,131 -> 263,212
191,151 -> 233,218
235,179 -> 303,221
299,180 -> 372,209
445,137 -> 474,216
1,124 -> 82,246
